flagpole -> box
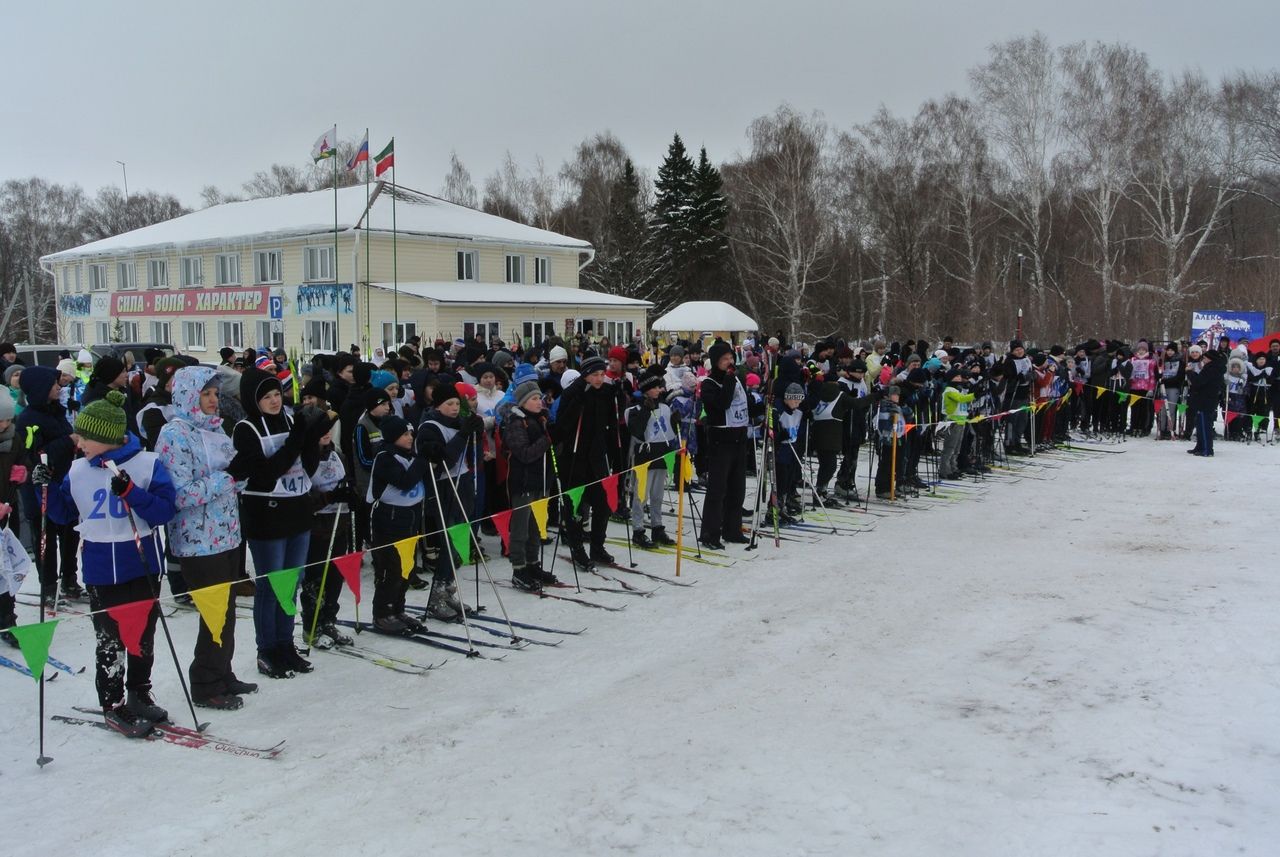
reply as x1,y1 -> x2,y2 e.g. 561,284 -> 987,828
364,126 -> 371,355
332,124 -> 340,353
392,143 -> 398,346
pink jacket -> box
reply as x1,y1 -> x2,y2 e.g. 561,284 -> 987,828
1129,354 -> 1157,392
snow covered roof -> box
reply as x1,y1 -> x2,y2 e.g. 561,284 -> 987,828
367,282 -> 650,308
651,301 -> 757,331
42,182 -> 591,263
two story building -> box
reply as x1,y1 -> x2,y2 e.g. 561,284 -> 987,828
41,182 -> 650,357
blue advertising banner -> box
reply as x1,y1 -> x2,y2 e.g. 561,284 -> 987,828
1190,310 -> 1266,349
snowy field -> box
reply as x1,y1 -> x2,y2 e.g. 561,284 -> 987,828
2,439 -> 1278,856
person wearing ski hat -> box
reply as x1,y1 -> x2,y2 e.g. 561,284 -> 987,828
228,366 -> 331,679
351,386 -> 393,555
156,367 -> 256,710
938,366 -> 975,480
552,354 -> 622,567
82,354 -> 141,432
1186,345 -> 1225,455
297,404 -> 355,647
416,381 -> 484,619
772,381 -> 809,523
364,414 -> 429,634
504,378 -> 558,591
699,341 -> 751,548
624,368 -> 679,549
997,340 -> 1034,454
832,358 -> 874,501
36,389 -> 177,736
16,366 -> 84,602
6,363 -> 26,417
136,357 -> 184,452
1156,342 -> 1186,440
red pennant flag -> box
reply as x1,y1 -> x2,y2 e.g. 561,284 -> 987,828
491,509 -> 512,553
106,598 -> 155,657
601,474 -> 619,512
1152,398 -> 1165,413
902,423 -> 916,434
1224,410 -> 1239,424
332,551 -> 364,604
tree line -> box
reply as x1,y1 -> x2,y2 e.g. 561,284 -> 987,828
3,33 -> 1277,346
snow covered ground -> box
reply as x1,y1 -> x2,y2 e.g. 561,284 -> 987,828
2,439 -> 1278,856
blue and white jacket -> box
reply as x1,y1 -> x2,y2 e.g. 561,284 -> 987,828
47,433 -> 177,586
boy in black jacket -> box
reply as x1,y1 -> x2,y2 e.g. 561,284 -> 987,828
368,416 -> 430,634
503,380 -> 556,591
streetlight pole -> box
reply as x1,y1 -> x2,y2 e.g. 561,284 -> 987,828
116,160 -> 128,201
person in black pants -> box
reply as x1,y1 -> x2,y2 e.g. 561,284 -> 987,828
553,356 -> 621,567
1186,347 -> 1225,457
699,342 -> 750,549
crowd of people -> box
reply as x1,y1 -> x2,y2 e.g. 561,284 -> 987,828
0,329 -> 1275,739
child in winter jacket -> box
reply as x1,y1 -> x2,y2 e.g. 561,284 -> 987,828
875,386 -> 908,499
774,383 -> 808,521
156,367 -> 255,711
368,415 -> 429,635
1247,352 -> 1273,440
299,406 -> 354,648
39,390 -> 176,737
625,369 -> 679,549
1226,357 -> 1248,441
503,379 -> 557,592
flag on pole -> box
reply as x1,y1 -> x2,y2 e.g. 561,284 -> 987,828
311,125 -> 338,163
346,132 -> 369,172
374,138 -> 395,177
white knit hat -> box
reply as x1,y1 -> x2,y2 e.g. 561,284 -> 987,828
56,358 -> 76,376
548,345 -> 568,363
77,348 -> 93,364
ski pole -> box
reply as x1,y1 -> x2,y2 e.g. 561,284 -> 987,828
36,453 -> 52,768
545,438 -> 582,594
104,460 -> 209,733
434,461 -> 521,644
423,464 -> 479,656
303,507 -> 342,652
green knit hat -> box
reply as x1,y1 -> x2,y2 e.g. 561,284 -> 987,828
76,389 -> 128,445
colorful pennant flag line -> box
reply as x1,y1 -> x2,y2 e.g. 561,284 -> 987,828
0,447 -> 701,676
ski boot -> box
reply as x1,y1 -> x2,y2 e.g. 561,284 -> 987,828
651,526 -> 676,547
632,529 -> 654,549
105,704 -> 154,738
589,545 -> 616,565
512,565 -> 543,592
426,580 -> 460,621
396,613 -> 426,634
569,544 -> 595,571
124,689 -> 169,724
530,562 -> 559,587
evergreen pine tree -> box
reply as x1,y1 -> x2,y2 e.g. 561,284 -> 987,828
688,146 -> 730,298
589,159 -> 657,302
651,134 -> 697,309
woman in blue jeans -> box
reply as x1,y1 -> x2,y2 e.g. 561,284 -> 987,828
229,367 -> 331,679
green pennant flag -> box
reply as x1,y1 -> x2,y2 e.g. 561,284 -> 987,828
662,450 -> 677,472
1251,414 -> 1265,431
566,485 -> 586,515
266,568 -> 300,616
447,522 -> 472,565
10,619 -> 59,683
1177,403 -> 1188,415
1116,390 -> 1127,403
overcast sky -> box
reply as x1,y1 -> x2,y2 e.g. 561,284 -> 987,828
5,0 -> 1277,208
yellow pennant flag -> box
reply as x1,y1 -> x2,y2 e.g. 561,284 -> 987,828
530,498 -> 549,539
633,461 -> 651,500
680,451 -> 695,484
1095,385 -> 1105,399
189,582 -> 232,646
1061,389 -> 1072,404
969,414 -> 986,423
395,536 -> 420,580
1128,393 -> 1140,407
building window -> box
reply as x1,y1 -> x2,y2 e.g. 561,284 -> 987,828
180,256 -> 203,287
118,321 -> 140,341
304,246 -> 335,282
60,266 -> 70,294
184,321 -> 206,351
97,322 -> 111,344
69,321 -> 84,343
456,250 -> 478,281
62,265 -> 83,293
88,264 -> 107,292
257,321 -> 284,351
219,321 -> 245,349
533,256 -> 549,285
147,259 -> 168,289
215,253 -> 240,286
522,320 -> 555,347
117,261 -> 136,290
606,320 -> 635,344
307,320 -> 336,352
462,320 -> 499,347
254,249 -> 283,284
381,322 -> 417,350
505,254 -> 524,284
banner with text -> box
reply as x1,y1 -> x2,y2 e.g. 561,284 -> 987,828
1190,310 -> 1266,349
113,288 -> 269,316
